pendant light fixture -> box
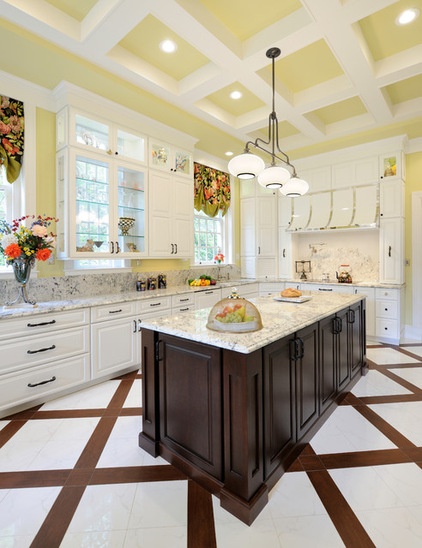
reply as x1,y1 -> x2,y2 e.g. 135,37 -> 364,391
228,47 -> 309,196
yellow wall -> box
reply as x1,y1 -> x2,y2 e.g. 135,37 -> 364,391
404,152 -> 422,324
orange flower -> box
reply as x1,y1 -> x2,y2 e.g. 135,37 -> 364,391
36,248 -> 51,261
4,243 -> 22,258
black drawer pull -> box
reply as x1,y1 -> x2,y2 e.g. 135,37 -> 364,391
180,298 -> 190,302
28,376 -> 57,388
27,320 -> 56,327
318,288 -> 333,291
27,344 -> 56,355
179,307 -> 190,312
108,309 -> 123,314
149,302 -> 162,307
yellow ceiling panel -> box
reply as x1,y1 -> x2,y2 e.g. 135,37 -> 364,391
358,0 -> 422,61
251,121 -> 300,142
258,39 -> 345,93
44,0 -> 98,21
118,15 -> 209,81
310,96 -> 367,125
197,0 -> 302,41
383,74 -> 422,104
205,83 -> 265,116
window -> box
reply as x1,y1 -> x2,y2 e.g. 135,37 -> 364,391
194,210 -> 225,264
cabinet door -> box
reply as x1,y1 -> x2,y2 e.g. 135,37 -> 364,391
195,289 -> 222,309
278,228 -> 293,279
319,315 -> 338,414
379,218 -> 404,284
354,287 -> 375,339
91,317 -> 139,378
348,301 -> 365,379
172,175 -> 193,257
149,170 -> 172,256
294,323 -> 319,439
240,198 -> 256,257
158,334 -> 222,479
336,308 -> 350,392
256,195 -> 277,256
380,180 -> 404,218
263,336 -> 296,477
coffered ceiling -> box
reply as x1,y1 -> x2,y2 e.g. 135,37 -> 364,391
0,0 -> 421,161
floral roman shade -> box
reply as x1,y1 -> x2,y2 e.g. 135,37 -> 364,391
0,95 -> 24,184
194,162 -> 231,218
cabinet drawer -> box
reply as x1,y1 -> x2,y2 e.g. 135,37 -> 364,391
376,318 -> 399,340
171,293 -> 194,307
0,326 -> 90,375
91,301 -> 138,322
139,296 -> 172,314
0,354 -> 90,414
259,282 -> 285,296
172,305 -> 194,314
375,288 -> 399,301
376,300 -> 398,319
0,308 -> 90,341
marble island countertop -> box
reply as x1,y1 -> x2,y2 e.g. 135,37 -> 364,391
139,292 -> 364,354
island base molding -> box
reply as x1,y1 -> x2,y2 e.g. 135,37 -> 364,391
138,299 -> 366,525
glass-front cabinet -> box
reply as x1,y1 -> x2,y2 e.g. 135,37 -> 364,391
149,138 -> 193,178
57,148 -> 147,259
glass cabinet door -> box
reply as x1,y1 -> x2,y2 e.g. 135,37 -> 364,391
75,114 -> 110,152
116,129 -> 146,164
150,140 -> 171,170
75,155 -> 111,255
117,166 -> 146,254
174,149 -> 192,176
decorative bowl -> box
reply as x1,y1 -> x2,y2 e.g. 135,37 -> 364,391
118,217 -> 135,235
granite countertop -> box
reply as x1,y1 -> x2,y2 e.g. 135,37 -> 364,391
139,292 -> 364,354
0,280 -> 253,320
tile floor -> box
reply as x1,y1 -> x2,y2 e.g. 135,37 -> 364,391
0,343 -> 422,547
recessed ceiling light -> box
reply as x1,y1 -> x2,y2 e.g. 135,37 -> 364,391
159,39 -> 177,53
230,91 -> 242,100
396,8 -> 419,25
225,151 -> 233,156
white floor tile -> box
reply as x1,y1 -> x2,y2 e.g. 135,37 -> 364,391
267,471 -> 327,518
368,401 -> 422,446
127,481 -> 187,529
61,530 -> 127,548
0,421 -> 10,432
40,381 -> 121,410
367,347 -> 420,365
310,405 -> 397,454
123,380 -> 142,408
124,526 -> 187,548
401,346 -> 422,358
0,487 -> 60,539
0,418 -> 99,471
389,367 -> 422,390
329,467 -> 402,510
214,517 -> 282,548
352,370 -> 411,397
67,483 -> 138,533
355,506 -> 422,547
272,514 -> 344,548
374,463 -> 422,507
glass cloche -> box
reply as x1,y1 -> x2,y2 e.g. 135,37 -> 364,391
206,288 -> 263,333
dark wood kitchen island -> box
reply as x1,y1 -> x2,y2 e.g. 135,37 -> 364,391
138,292 -> 367,525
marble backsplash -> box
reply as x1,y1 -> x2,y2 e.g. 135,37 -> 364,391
0,264 -> 240,305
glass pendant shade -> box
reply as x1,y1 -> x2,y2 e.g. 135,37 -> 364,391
257,165 -> 291,189
228,153 -> 265,179
279,177 -> 309,197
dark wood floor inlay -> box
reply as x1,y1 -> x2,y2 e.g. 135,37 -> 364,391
188,479 -> 217,548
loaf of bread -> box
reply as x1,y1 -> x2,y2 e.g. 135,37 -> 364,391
281,287 -> 302,298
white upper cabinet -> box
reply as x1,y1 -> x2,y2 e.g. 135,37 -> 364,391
380,179 -> 405,218
329,188 -> 354,228
354,185 -> 379,227
308,192 -> 331,229
379,151 -> 405,181
56,108 -> 147,165
288,195 -> 311,231
149,139 -> 193,178
299,166 -> 331,192
331,156 -> 378,188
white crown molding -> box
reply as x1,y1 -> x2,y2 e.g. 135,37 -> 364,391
0,70 -> 53,110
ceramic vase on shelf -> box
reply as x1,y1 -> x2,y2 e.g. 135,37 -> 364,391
6,256 -> 37,307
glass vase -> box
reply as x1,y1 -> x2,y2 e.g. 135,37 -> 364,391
6,257 -> 37,306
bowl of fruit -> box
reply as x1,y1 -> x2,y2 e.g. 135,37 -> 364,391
206,290 -> 262,333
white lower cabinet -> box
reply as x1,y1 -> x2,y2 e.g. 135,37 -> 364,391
0,309 -> 90,417
375,287 -> 403,344
171,293 -> 194,314
301,283 -> 354,294
259,282 -> 286,297
91,301 -> 140,379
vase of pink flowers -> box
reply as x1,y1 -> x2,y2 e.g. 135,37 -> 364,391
0,215 -> 58,306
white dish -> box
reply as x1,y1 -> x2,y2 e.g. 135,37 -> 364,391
273,296 -> 313,303
207,319 -> 261,333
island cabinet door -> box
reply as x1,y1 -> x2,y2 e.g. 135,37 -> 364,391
348,300 -> 366,380
158,334 -> 223,481
293,323 -> 319,440
336,308 -> 350,392
263,336 -> 296,479
319,315 -> 338,414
